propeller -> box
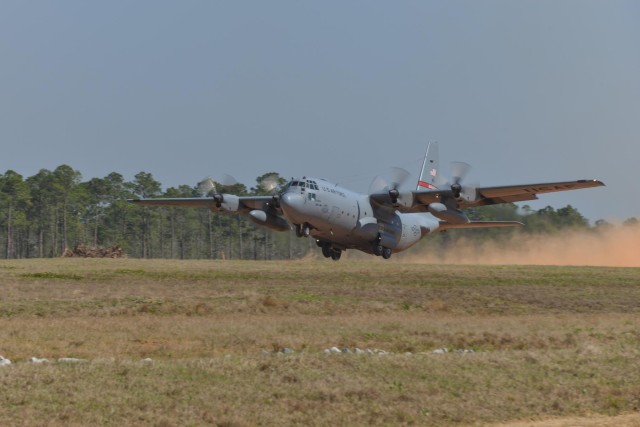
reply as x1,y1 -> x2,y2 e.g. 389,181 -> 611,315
196,174 -> 239,208
450,161 -> 471,198
259,174 -> 286,209
197,177 -> 217,197
261,174 -> 283,194
369,167 -> 411,205
433,162 -> 478,202
219,174 -> 238,187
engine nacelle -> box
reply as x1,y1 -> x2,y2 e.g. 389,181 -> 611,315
217,194 -> 240,213
249,210 -> 290,232
395,214 -> 425,251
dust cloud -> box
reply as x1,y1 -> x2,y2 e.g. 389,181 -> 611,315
415,226 -> 640,267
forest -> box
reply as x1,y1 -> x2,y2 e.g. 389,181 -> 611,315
0,166 -> 635,260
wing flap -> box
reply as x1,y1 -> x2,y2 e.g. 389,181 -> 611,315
439,221 -> 524,230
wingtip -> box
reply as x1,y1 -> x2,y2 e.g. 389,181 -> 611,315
577,179 -> 605,187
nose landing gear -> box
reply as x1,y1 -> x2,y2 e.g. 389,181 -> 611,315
294,223 -> 311,238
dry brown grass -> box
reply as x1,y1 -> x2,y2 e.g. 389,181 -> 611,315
1,259 -> 639,426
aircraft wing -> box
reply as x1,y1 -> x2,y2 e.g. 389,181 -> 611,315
370,179 -> 604,211
129,196 -> 275,212
469,179 -> 605,207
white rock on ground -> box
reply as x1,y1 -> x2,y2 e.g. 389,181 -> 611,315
30,357 -> 50,364
0,356 -> 12,367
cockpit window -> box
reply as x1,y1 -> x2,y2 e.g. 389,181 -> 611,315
287,180 -> 319,190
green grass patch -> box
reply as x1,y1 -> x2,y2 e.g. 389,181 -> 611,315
0,259 -> 639,425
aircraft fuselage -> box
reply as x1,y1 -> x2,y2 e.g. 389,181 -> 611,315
279,177 -> 439,258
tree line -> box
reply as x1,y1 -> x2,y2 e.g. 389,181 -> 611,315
0,166 -> 309,260
0,166 -> 634,260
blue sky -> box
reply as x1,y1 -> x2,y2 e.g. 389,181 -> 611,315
1,1 -> 638,221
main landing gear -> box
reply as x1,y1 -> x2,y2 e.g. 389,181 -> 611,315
318,241 -> 342,261
373,242 -> 392,259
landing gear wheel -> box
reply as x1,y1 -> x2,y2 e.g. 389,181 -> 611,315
294,223 -> 311,238
382,247 -> 392,259
322,246 -> 332,258
331,250 -> 342,261
373,244 -> 383,256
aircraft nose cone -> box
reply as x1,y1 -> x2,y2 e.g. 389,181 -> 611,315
281,192 -> 304,209
280,192 -> 305,222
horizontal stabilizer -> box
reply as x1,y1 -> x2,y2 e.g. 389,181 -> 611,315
440,221 -> 524,230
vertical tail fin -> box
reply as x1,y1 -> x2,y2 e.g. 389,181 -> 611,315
416,141 -> 440,191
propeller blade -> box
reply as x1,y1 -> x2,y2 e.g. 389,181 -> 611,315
368,167 -> 411,194
262,175 -> 282,194
197,177 -> 217,197
388,167 -> 411,190
369,175 -> 391,194
220,174 -> 238,188
450,161 -> 471,184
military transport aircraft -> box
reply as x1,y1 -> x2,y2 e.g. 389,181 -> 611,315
129,143 -> 604,260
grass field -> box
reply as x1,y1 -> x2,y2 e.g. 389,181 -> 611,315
0,259 -> 639,426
